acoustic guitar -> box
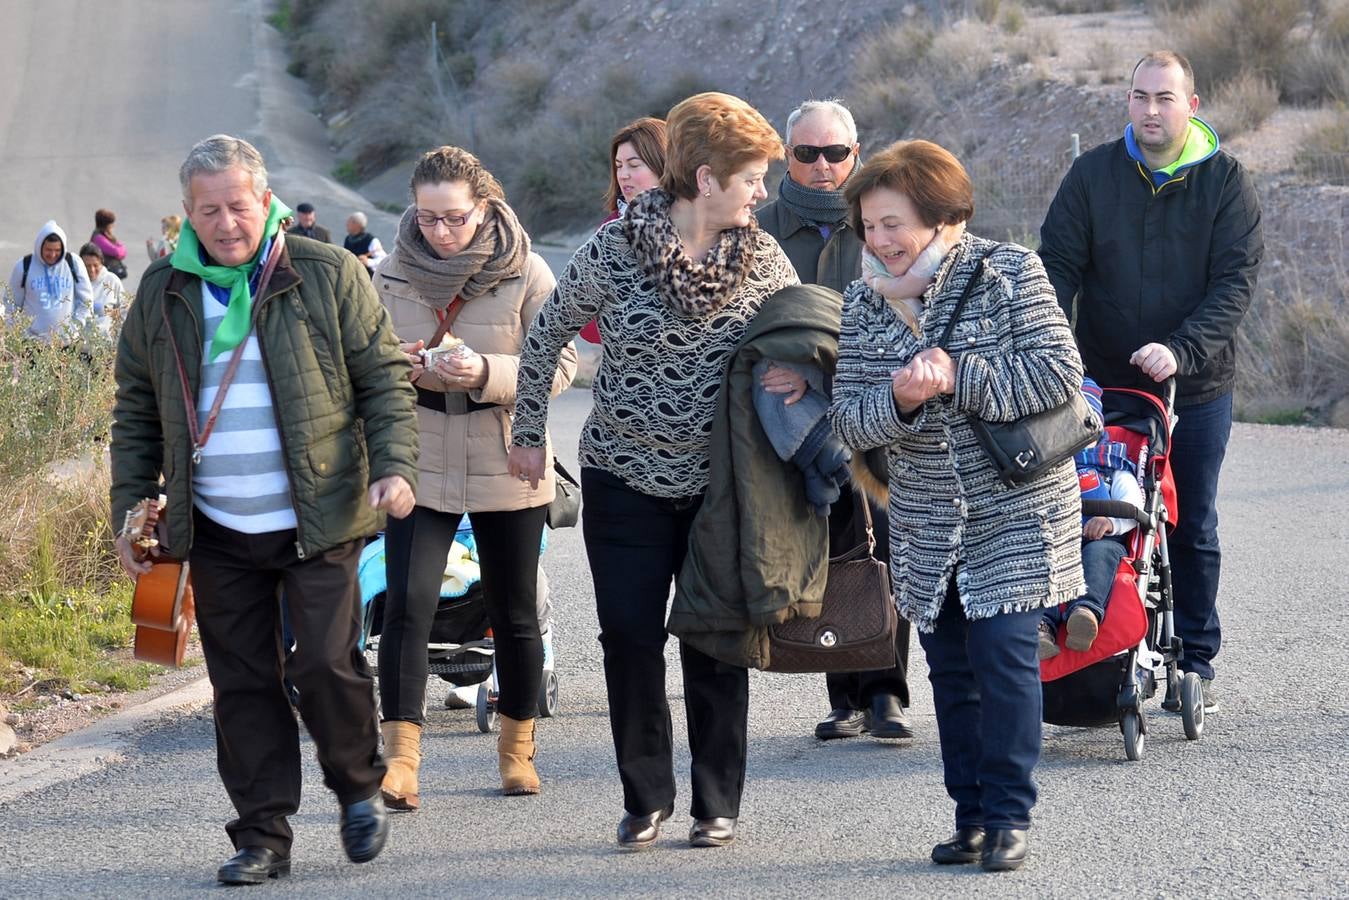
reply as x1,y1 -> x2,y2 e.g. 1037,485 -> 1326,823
121,497 -> 195,667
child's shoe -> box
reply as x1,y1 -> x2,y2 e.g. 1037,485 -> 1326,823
1064,606 -> 1100,652
1037,621 -> 1060,660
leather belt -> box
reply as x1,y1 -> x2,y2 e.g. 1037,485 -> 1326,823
415,386 -> 499,415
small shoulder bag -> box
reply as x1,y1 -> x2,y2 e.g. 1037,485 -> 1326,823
938,247 -> 1099,486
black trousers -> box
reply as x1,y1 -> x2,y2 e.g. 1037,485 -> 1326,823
824,488 -> 912,710
581,467 -> 749,819
380,503 -> 548,723
189,509 -> 384,856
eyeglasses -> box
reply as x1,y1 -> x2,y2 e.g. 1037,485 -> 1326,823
414,211 -> 473,228
791,144 -> 853,164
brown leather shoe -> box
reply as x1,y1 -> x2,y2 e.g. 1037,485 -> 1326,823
379,720 -> 422,811
498,715 -> 541,795
617,804 -> 674,850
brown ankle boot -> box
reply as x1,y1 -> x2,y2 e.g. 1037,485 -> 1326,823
380,720 -> 422,810
498,715 -> 540,795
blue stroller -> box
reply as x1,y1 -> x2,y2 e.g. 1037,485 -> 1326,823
358,521 -> 559,732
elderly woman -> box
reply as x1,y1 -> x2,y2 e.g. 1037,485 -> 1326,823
509,92 -> 797,850
372,146 -> 577,809
830,140 -> 1086,872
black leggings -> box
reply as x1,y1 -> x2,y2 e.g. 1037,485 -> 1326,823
379,503 -> 548,723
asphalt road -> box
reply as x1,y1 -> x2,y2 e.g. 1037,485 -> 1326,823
1,390 -> 1347,898
1,1 -> 1346,896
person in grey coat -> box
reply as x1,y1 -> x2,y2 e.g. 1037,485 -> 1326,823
830,140 -> 1086,873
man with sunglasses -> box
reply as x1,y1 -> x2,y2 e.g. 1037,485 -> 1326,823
756,99 -> 915,745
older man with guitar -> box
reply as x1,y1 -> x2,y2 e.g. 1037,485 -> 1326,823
110,135 -> 418,886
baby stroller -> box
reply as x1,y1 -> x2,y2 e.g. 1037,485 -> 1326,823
1040,380 -> 1205,761
359,521 -> 560,733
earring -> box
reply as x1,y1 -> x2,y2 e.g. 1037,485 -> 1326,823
703,189 -> 712,198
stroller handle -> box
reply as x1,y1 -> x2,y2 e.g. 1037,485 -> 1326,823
1081,499 -> 1150,526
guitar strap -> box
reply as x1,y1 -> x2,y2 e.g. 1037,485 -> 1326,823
161,235 -> 286,464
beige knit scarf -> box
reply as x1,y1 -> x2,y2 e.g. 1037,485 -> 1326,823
395,198 -> 530,305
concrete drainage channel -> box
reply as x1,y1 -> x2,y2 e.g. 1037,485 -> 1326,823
0,677 -> 212,805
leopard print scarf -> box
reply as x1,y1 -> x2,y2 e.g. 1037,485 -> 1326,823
622,189 -> 757,317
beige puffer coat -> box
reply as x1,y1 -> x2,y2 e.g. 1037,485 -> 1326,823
374,250 -> 577,513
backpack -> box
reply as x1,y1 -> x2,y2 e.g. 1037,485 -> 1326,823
20,252 -> 81,289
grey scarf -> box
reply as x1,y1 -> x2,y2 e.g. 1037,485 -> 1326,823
777,168 -> 853,227
394,198 -> 530,305
623,189 -> 757,317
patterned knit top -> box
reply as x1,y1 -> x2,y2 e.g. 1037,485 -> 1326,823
513,221 -> 798,498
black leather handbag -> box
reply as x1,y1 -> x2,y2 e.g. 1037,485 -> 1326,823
765,499 -> 898,673
546,459 -> 580,529
939,248 -> 1099,486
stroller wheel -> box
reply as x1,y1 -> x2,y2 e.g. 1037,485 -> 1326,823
538,670 -> 559,718
476,681 -> 498,734
1180,672 -> 1204,740
1121,709 -> 1145,762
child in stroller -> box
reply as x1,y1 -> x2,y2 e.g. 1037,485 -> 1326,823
1038,378 -> 1144,658
358,521 -> 559,734
1040,378 -> 1207,760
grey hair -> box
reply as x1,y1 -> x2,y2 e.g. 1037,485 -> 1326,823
179,134 -> 269,205
348,211 -> 368,227
784,99 -> 858,147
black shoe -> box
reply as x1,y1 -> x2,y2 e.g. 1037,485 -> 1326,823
617,804 -> 673,850
689,816 -> 737,848
866,695 -> 914,740
217,847 -> 290,885
814,708 -> 868,740
930,827 -> 984,865
981,828 -> 1028,871
340,792 -> 389,864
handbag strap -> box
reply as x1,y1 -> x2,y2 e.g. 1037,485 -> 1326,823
831,491 -> 878,564
161,235 -> 285,462
936,245 -> 1002,350
552,458 -> 580,487
428,296 -> 466,348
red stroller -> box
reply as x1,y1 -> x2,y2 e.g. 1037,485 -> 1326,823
1040,380 -> 1205,760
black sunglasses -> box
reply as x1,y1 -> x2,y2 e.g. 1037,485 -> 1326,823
791,144 -> 853,164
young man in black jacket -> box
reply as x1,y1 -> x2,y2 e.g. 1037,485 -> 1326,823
1039,50 -> 1264,710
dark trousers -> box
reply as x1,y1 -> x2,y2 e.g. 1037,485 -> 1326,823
189,509 -> 384,856
918,581 -> 1043,831
824,488 -> 912,710
581,467 -> 749,819
380,503 -> 547,723
1168,393 -> 1232,680
1043,536 -> 1128,626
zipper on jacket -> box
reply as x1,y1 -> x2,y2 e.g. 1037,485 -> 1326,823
252,279 -> 310,561
165,286 -> 204,554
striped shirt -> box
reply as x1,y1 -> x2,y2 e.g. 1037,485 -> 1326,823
192,245 -> 296,533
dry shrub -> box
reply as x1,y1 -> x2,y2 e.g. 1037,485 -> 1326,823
1008,23 -> 1059,64
975,0 -> 1003,22
1206,70 -> 1280,137
1237,286 -> 1349,421
1023,0 -> 1122,10
1279,1 -> 1349,103
849,24 -> 940,138
1172,0 -> 1302,95
495,61 -> 551,120
1294,109 -> 1349,185
1000,1 -> 1028,33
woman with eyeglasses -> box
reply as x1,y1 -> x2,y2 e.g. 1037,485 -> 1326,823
371,146 -> 578,809
508,92 -> 798,850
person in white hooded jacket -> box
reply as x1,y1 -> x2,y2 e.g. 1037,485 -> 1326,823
6,220 -> 93,343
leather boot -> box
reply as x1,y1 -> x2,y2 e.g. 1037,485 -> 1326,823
379,720 -> 422,811
498,715 -> 541,795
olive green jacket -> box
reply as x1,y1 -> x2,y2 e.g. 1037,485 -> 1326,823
668,284 -> 842,669
755,198 -> 863,295
110,236 -> 419,559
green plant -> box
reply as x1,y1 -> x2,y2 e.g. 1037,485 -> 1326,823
266,0 -> 293,32
1000,2 -> 1028,33
332,159 -> 361,186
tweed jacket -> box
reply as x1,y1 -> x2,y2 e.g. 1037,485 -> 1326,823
829,235 -> 1087,632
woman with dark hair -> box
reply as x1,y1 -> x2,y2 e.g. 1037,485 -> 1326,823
372,146 -> 577,809
90,208 -> 128,279
831,139 -> 1086,872
509,92 -> 797,850
580,117 -> 668,344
